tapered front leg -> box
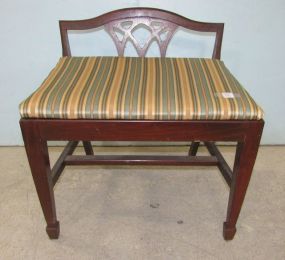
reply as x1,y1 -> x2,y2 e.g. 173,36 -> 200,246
223,125 -> 263,240
20,120 -> 59,239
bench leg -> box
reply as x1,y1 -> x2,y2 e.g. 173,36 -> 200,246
83,141 -> 94,155
188,141 -> 200,156
20,122 -> 59,239
223,135 -> 261,240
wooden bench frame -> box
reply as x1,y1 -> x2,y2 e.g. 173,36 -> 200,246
20,8 -> 264,240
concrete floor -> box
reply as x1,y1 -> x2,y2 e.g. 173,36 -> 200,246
0,145 -> 284,259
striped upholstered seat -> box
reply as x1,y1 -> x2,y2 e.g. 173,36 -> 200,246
19,56 -> 263,120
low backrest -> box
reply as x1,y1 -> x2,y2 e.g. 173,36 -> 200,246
59,8 -> 224,59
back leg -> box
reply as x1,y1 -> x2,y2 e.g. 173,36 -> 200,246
82,141 -> 94,155
188,141 -> 200,156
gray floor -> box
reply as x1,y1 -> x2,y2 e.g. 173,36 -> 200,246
0,145 -> 284,260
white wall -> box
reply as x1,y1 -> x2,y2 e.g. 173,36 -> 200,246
1,0 -> 284,145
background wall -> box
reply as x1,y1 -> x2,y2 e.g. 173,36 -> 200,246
1,0 -> 284,145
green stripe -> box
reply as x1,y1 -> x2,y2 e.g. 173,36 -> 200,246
45,58 -> 82,117
200,59 -> 221,119
78,57 -> 101,117
116,57 -> 130,119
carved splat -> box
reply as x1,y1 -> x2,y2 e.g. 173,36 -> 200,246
105,18 -> 178,57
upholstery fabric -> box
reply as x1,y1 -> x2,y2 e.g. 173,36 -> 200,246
19,57 -> 263,120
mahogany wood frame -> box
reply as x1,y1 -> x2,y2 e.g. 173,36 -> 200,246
20,8 -> 264,240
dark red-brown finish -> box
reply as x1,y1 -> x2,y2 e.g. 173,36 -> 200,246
205,142 -> 232,187
64,155 -> 218,166
82,141 -> 94,155
21,121 -> 59,239
21,8 -> 263,241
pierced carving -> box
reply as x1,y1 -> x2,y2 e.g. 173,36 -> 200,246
159,30 -> 169,41
113,27 -> 124,41
105,18 -> 177,57
121,21 -> 133,29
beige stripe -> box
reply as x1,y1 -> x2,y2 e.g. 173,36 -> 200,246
67,58 -> 95,118
145,58 -> 155,119
136,58 -> 145,119
27,57 -> 69,117
106,57 -> 127,119
58,58 -> 86,118
187,60 -> 202,119
176,59 -> 192,118
215,61 -> 240,119
80,57 -> 102,117
199,60 -> 218,119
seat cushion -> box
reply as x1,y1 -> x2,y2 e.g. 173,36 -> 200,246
19,57 -> 263,120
